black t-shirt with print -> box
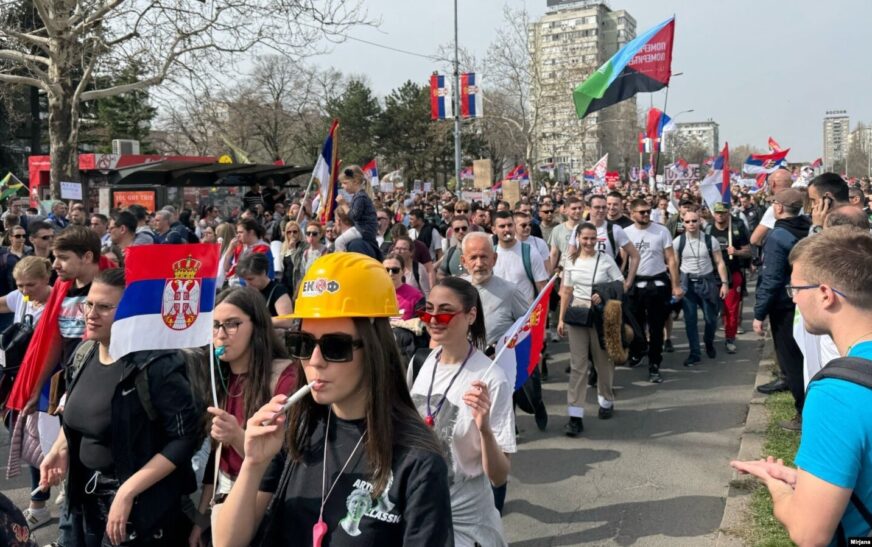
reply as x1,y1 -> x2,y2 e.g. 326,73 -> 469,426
259,413 -> 453,546
707,222 -> 750,273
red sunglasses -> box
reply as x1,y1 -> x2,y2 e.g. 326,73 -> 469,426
416,309 -> 462,325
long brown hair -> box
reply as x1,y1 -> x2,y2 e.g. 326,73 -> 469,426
216,287 -> 289,419
286,317 -> 440,498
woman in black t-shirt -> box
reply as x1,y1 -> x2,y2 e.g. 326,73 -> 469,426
213,253 -> 453,547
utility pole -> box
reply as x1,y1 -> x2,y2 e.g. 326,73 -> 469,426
453,0 -> 462,199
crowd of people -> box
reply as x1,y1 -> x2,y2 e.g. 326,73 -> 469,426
0,165 -> 871,546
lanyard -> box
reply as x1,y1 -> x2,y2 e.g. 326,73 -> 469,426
425,343 -> 474,427
313,409 -> 367,547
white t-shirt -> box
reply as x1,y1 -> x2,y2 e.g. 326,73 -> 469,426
493,241 -> 549,305
595,221 -> 630,259
673,233 -> 722,276
564,253 -> 624,302
623,223 -> 673,277
0,290 -> 46,367
407,348 -> 514,547
520,236 -> 550,269
760,206 -> 776,229
794,310 -> 841,389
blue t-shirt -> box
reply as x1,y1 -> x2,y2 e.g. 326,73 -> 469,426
796,341 -> 872,544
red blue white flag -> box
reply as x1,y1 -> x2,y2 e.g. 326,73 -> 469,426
460,72 -> 483,119
430,73 -> 453,120
700,143 -> 731,209
768,136 -> 783,153
493,276 -> 556,390
362,159 -> 379,188
313,120 -> 340,223
110,244 -> 220,360
743,149 -> 789,175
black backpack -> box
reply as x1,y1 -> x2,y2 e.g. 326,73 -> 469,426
677,232 -> 714,270
810,357 -> 872,543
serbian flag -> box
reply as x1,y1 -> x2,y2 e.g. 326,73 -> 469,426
743,149 -> 789,175
460,72 -> 483,119
768,136 -> 783,153
646,108 -> 672,151
574,16 -> 674,118
363,159 -> 379,188
314,119 -> 340,224
109,244 -> 220,360
811,157 -> 823,169
430,73 -> 453,120
493,276 -> 556,390
638,132 -> 645,153
700,143 -> 731,210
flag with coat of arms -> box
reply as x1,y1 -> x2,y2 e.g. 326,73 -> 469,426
110,244 -> 220,360
493,276 -> 556,390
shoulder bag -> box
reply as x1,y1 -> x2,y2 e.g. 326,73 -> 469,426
563,253 -> 600,328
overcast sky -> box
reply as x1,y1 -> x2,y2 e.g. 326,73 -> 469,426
311,0 -> 872,162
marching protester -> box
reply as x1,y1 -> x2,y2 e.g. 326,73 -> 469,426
624,198 -> 683,383
190,286 -> 295,546
436,214 -> 470,279
733,227 -> 872,545
674,208 -> 729,366
492,211 -> 548,305
409,276 -> 515,546
39,268 -> 201,546
212,253 -> 452,546
753,188 -> 810,430
222,218 -> 274,285
706,202 -> 752,353
558,222 -> 625,436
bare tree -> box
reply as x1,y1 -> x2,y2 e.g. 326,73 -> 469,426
0,0 -> 369,196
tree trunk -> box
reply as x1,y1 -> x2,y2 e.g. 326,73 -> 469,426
47,40 -> 79,200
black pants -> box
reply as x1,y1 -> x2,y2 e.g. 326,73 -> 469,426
769,306 -> 805,414
628,283 -> 670,370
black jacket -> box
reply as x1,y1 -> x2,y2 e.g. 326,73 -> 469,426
64,347 -> 201,541
754,215 -> 811,320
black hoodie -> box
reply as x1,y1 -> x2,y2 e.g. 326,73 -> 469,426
755,214 -> 811,319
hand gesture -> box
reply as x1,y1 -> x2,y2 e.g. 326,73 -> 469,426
463,380 -> 492,433
207,407 -> 244,450
39,448 -> 69,489
243,395 -> 288,466
811,196 -> 831,227
106,485 -> 134,546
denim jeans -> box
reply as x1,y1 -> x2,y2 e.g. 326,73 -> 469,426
682,282 -> 719,359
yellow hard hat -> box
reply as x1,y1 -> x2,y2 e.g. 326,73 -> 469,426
285,252 -> 399,319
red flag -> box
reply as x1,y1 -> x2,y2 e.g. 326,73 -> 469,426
768,137 -> 783,153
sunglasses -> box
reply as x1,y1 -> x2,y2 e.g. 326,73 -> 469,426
683,219 -> 699,224
455,209 -> 469,213
634,210 -> 652,215
286,332 -> 363,362
385,266 -> 401,274
306,231 -> 320,237
286,230 -> 299,234
540,209 -> 553,214
453,225 -> 469,232
11,234 -> 24,239
37,235 -> 54,240
517,223 -> 529,229
417,309 -> 462,325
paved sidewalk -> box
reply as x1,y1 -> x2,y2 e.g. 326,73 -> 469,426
504,315 -> 761,546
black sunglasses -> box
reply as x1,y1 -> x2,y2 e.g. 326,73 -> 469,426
385,266 -> 401,274
286,332 -> 363,362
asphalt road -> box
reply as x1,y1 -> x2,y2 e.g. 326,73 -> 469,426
1,307 -> 761,547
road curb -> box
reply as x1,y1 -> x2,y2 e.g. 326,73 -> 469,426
715,342 -> 776,546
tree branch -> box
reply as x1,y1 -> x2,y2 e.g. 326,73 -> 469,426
0,48 -> 50,66
0,72 -> 49,91
0,28 -> 51,52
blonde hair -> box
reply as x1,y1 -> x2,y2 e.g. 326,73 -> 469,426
13,256 -> 52,281
215,222 -> 236,257
339,165 -> 372,197
280,220 -> 302,255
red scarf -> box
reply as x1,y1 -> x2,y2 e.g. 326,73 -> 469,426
6,256 -> 115,410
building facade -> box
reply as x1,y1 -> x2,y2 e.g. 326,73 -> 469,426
669,121 -> 720,160
823,110 -> 849,172
530,0 -> 637,175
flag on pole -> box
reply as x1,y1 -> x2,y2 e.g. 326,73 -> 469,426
700,143 -> 731,209
109,244 -> 220,360
592,153 -> 609,181
811,158 -> 823,169
743,149 -> 789,175
768,137 -> 783,153
638,132 -> 645,154
573,16 -> 675,118
460,72 -> 483,119
430,73 -> 453,120
362,159 -> 379,188
313,120 -> 340,224
646,108 -> 672,152
493,276 -> 556,390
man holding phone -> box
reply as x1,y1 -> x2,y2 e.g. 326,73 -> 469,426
807,173 -> 850,232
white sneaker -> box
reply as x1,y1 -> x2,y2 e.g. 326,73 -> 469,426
22,506 -> 52,530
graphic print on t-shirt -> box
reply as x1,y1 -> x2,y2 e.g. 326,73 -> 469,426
411,392 -> 460,486
340,472 -> 400,536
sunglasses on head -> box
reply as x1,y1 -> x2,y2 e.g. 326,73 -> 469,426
286,332 -> 363,362
416,309 -> 462,325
